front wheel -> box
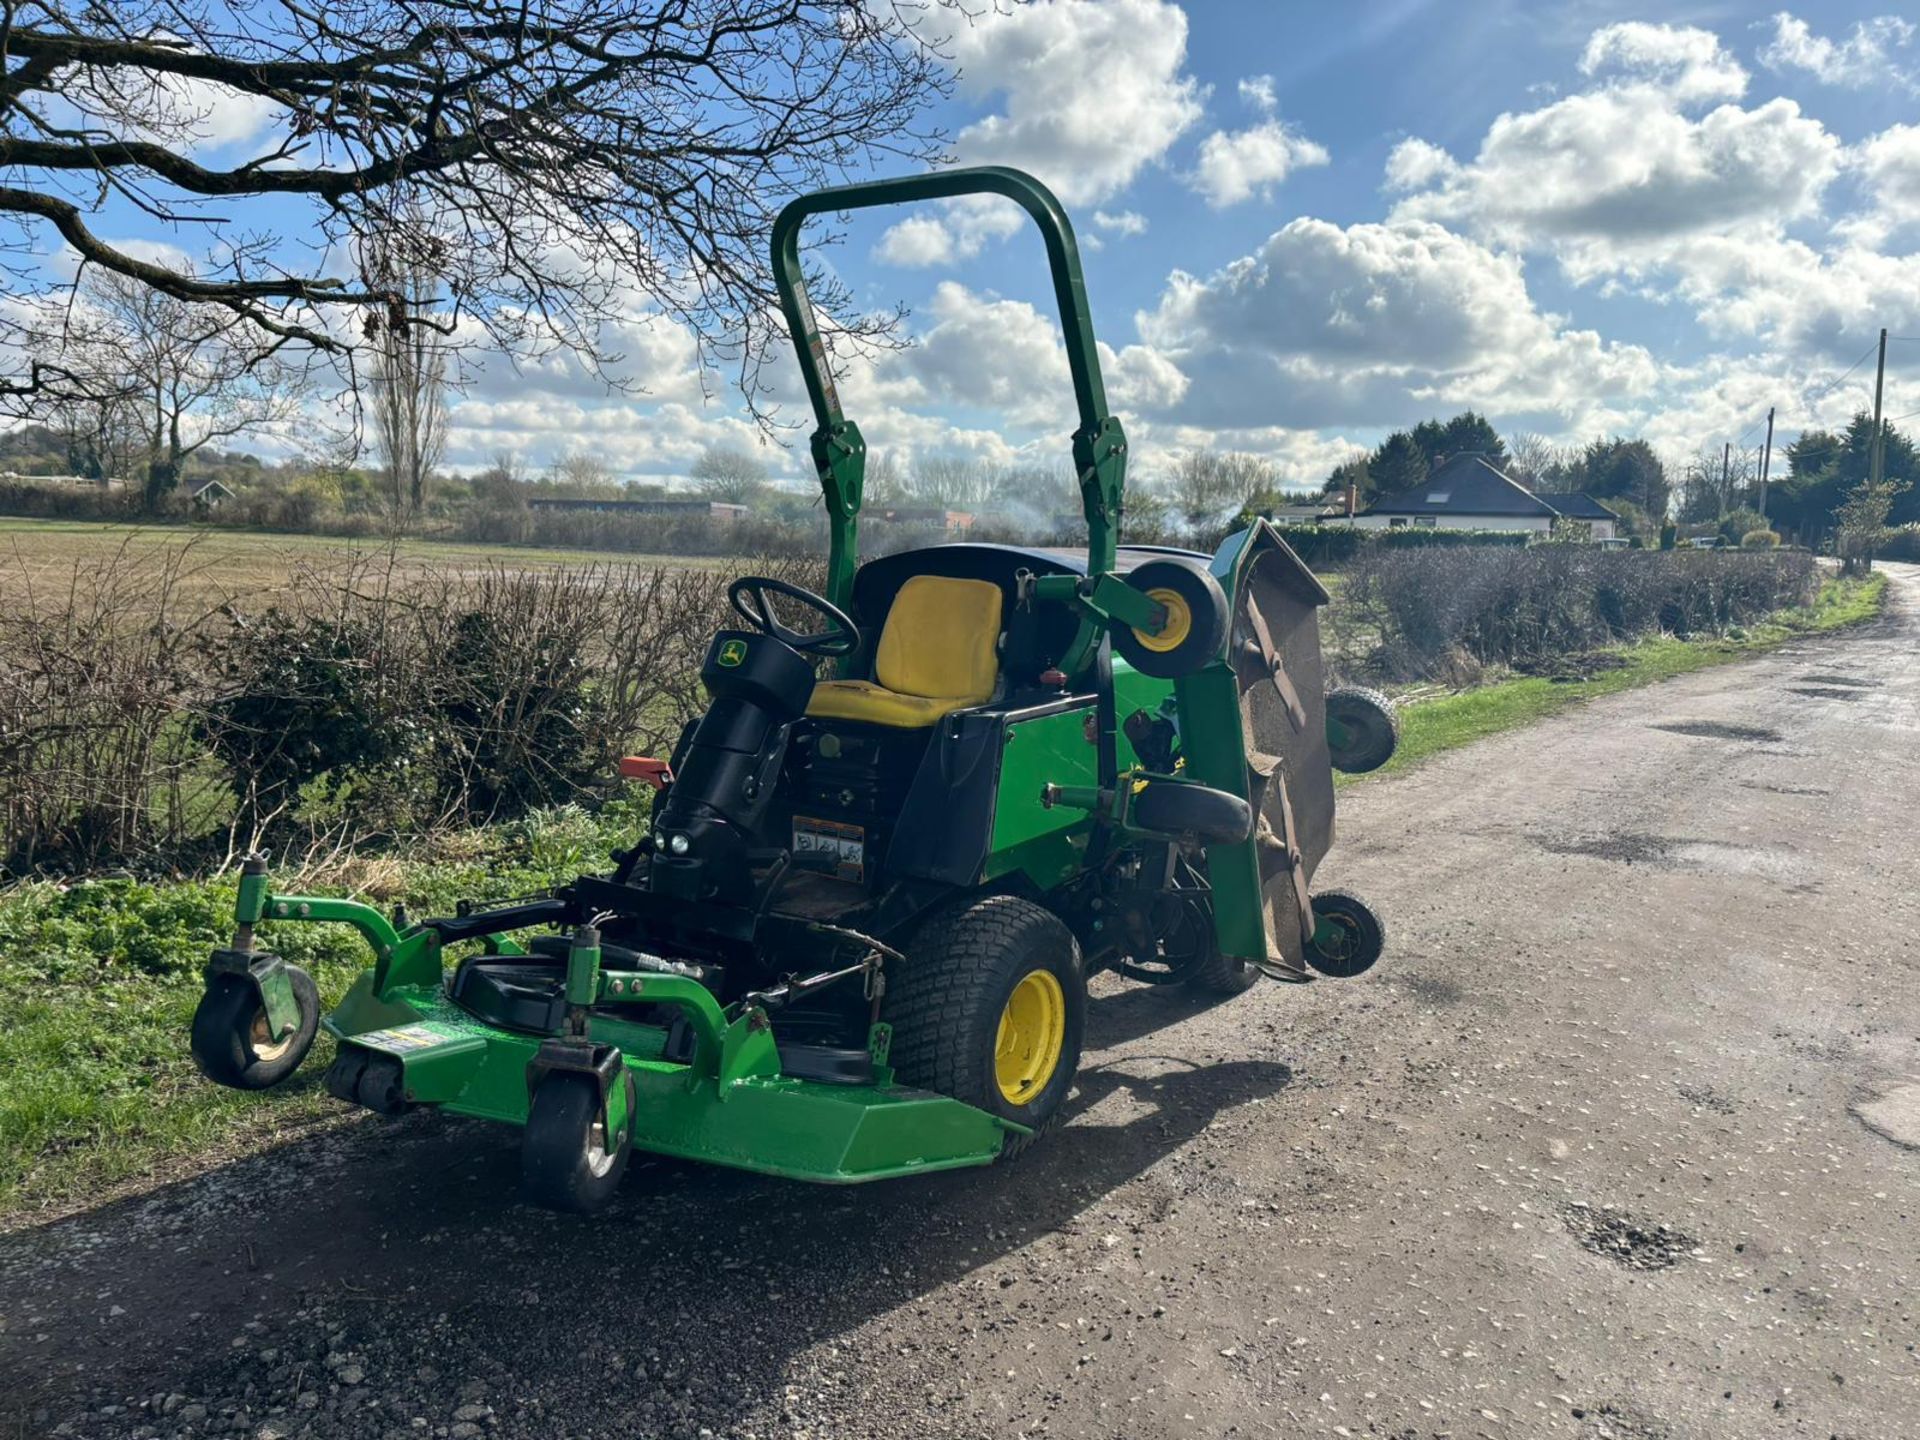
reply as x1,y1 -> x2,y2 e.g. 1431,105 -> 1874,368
521,1071 -> 635,1215
1305,890 -> 1386,977
887,896 -> 1087,1157
190,967 -> 320,1090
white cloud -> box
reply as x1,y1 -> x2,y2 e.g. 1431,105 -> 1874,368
880,280 -> 1187,429
1136,218 -> 1659,432
873,214 -> 958,268
1844,123 -> 1920,245
1578,21 -> 1749,104
1093,209 -> 1149,237
874,0 -> 1202,265
1759,12 -> 1917,91
1189,120 -> 1329,208
1238,75 -> 1278,113
1388,22 -> 1845,320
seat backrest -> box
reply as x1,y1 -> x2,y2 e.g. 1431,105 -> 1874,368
873,575 -> 1003,701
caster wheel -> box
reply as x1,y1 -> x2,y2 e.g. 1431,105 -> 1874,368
521,1071 -> 634,1215
190,966 -> 320,1090
354,1053 -> 410,1116
1305,890 -> 1386,978
1112,557 -> 1230,679
324,1048 -> 368,1104
1326,686 -> 1398,774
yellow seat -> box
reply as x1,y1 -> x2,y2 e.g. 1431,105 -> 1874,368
807,575 -> 1003,729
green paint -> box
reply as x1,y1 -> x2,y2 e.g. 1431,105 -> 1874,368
322,982 -> 1009,1182
770,166 -> 1125,660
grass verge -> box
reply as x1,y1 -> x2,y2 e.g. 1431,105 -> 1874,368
0,572 -> 1888,1226
1349,570 -> 1888,781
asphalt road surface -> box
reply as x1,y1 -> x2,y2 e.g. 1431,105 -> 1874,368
4,565 -> 1916,1440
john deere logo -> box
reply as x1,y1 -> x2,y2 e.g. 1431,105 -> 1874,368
717,639 -> 748,667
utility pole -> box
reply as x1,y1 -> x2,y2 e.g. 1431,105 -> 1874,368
1869,326 -> 1888,489
1719,441 -> 1731,517
1758,406 -> 1775,521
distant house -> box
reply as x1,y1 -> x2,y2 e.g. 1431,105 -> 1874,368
186,477 -> 235,508
876,506 -> 975,535
1348,453 -> 1619,540
526,497 -> 748,522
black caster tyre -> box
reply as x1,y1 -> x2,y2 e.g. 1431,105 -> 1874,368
1305,890 -> 1386,978
1112,557 -> 1230,679
521,1071 -> 634,1215
1326,686 -> 1398,774
888,895 -> 1087,1158
1132,780 -> 1253,845
190,967 -> 320,1090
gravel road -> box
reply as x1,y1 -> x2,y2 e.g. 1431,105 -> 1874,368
4,564 -> 1916,1440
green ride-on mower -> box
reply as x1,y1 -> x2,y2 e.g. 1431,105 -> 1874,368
189,167 -> 1395,1214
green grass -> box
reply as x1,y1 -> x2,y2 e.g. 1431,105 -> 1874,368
0,572 -> 1888,1225
1348,571 -> 1888,781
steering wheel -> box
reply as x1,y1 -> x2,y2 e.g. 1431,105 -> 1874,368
728,576 -> 861,658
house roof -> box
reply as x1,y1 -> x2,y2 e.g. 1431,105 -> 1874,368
187,477 -> 234,498
1538,492 -> 1619,521
1358,453 -> 1557,518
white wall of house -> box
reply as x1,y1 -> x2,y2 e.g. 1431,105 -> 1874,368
1348,513 -> 1551,533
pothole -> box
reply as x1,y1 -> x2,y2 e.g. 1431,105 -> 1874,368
1790,686 -> 1867,701
1569,1401 -> 1670,1439
1799,673 -> 1878,688
1739,780 -> 1831,797
1534,831 -> 1803,879
1676,1081 -> 1737,1115
1397,974 -> 1464,1006
1651,720 -> 1782,742
1535,832 -> 1675,865
1853,1084 -> 1920,1151
1562,1203 -> 1697,1271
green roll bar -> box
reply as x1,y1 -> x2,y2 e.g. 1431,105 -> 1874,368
770,166 -> 1130,616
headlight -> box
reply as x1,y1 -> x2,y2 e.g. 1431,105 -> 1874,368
669,833 -> 691,855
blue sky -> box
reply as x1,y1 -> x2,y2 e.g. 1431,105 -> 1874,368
23,1 -> 1920,492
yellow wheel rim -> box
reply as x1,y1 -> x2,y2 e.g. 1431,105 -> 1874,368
1133,587 -> 1192,654
994,969 -> 1066,1106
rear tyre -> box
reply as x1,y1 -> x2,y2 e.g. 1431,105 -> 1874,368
1325,686 -> 1398,774
1112,558 -> 1230,679
888,895 -> 1087,1158
190,966 -> 320,1091
1305,889 -> 1386,978
521,1071 -> 634,1215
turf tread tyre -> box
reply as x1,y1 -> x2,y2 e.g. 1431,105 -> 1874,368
1326,686 -> 1399,774
1184,938 -> 1260,996
887,895 -> 1086,1158
190,966 -> 320,1091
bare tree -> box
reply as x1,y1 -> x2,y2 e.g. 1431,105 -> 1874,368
690,444 -> 769,504
547,452 -> 618,494
0,2 -> 961,414
864,449 -> 908,507
1505,431 -> 1567,491
365,226 -> 448,519
1170,449 -> 1274,526
910,454 -> 995,508
52,270 -> 305,509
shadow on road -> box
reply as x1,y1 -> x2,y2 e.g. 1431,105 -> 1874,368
0,985 -> 1294,1435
